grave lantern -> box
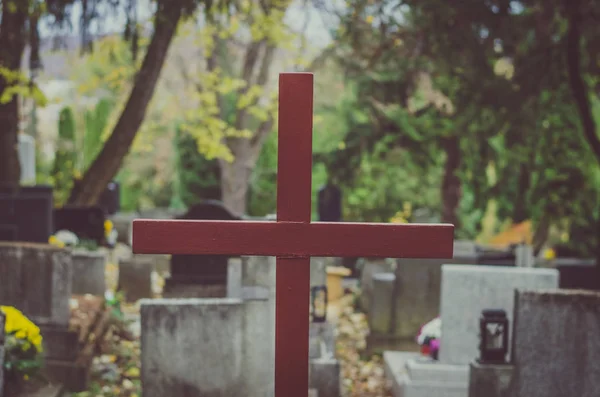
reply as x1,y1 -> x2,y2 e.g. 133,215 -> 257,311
478,309 -> 509,364
311,286 -> 328,323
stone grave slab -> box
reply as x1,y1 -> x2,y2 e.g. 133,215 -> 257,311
384,265 -> 559,397
43,295 -> 111,392
118,255 -> 154,302
141,298 -> 246,397
367,240 -> 479,353
53,206 -> 106,246
309,358 -> 340,397
71,249 -> 107,296
468,362 -> 513,397
360,258 -> 395,312
164,201 -> 241,298
0,242 -> 72,327
0,186 -> 53,244
511,289 -> 600,397
18,133 -> 36,184
439,265 -> 558,364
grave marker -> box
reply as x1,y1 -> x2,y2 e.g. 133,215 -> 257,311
133,73 -> 454,397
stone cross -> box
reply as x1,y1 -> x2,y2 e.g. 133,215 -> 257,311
132,73 -> 454,397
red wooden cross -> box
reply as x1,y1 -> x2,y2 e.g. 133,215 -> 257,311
132,73 -> 454,397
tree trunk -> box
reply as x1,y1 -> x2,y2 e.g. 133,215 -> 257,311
67,0 -> 183,205
441,136 -> 461,227
219,139 -> 257,215
0,4 -> 28,189
565,0 -> 600,268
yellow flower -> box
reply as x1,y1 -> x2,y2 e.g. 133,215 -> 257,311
104,220 -> 113,236
1,306 -> 43,352
366,15 -> 374,24
543,248 -> 556,261
48,235 -> 65,248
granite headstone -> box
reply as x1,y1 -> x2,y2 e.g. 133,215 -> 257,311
165,201 -> 241,298
511,289 -> 600,397
439,265 -> 559,365
0,242 -> 72,326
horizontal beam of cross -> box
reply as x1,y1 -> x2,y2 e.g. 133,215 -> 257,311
132,220 -> 454,258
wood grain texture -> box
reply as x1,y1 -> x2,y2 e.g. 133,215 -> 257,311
275,74 -> 312,397
276,73 -> 313,223
132,220 -> 454,259
275,257 -> 310,397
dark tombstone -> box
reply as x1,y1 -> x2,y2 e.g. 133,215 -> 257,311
165,200 -> 242,297
0,185 -> 54,243
317,183 -> 342,222
98,181 -> 120,215
555,258 -> 599,290
476,247 -> 516,267
53,206 -> 106,245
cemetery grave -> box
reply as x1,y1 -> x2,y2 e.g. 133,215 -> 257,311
132,73 -> 454,397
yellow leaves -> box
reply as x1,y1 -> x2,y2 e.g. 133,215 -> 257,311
124,367 -> 140,378
0,67 -> 48,106
237,84 -> 262,109
366,15 -> 374,24
249,9 -> 293,46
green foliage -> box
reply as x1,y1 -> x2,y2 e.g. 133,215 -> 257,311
247,132 -> 277,216
83,99 -> 113,171
52,107 -> 77,206
172,125 -> 221,208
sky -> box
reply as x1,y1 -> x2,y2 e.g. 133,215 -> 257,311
40,0 -> 336,48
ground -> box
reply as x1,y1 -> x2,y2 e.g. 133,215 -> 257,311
69,286 -> 391,397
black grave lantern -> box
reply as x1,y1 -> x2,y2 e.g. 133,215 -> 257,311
478,309 -> 509,364
311,286 -> 328,323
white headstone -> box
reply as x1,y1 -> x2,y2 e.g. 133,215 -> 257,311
439,265 -> 559,365
383,264 -> 560,397
515,244 -> 534,267
18,133 -> 36,184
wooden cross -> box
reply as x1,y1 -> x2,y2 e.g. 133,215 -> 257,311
132,73 -> 454,397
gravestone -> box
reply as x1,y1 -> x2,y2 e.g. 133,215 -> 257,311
0,309 -> 5,395
18,133 -> 36,184
368,272 -> 396,336
554,258 -> 599,290
367,240 -> 479,353
360,258 -> 395,313
510,289 -> 600,397
141,298 -> 246,397
164,201 -> 242,298
317,183 -> 342,222
439,266 -> 558,364
118,255 -> 155,302
384,265 -> 559,397
54,206 -> 106,245
514,244 -> 534,267
98,181 -> 120,216
0,242 -> 72,327
0,186 -> 53,243
71,249 -> 107,296
133,73 -> 454,397
141,256 -> 275,397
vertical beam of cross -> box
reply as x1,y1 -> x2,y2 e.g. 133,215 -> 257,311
275,73 -> 314,396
